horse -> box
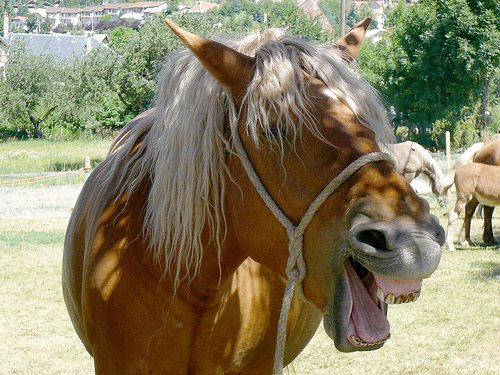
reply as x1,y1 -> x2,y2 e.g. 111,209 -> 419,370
444,162 -> 500,251
441,139 -> 500,247
379,141 -> 445,204
62,19 -> 445,374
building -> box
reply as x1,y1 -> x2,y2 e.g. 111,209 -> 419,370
11,16 -> 28,31
298,0 -> 333,31
5,33 -> 110,60
187,2 -> 221,14
79,2 -> 168,27
46,7 -> 81,27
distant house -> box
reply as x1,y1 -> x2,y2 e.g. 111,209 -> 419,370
11,16 -> 28,32
80,1 -> 167,27
46,7 -> 80,27
298,0 -> 333,31
0,35 -> 8,78
187,2 -> 221,14
5,33 -> 110,61
28,8 -> 47,24
374,12 -> 388,29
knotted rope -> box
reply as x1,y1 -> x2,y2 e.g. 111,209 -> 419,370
233,128 -> 394,375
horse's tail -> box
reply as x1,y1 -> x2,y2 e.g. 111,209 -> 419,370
449,142 -> 484,172
439,170 -> 456,197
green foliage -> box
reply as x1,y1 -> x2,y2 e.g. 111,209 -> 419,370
39,17 -> 52,34
26,13 -> 38,33
0,40 -> 66,138
364,0 -> 500,148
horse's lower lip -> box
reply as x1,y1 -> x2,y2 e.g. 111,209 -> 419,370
349,333 -> 391,347
329,257 -> 426,350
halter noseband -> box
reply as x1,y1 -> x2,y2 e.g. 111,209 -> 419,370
233,128 -> 394,375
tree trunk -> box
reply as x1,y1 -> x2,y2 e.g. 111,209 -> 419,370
27,106 -> 58,139
479,75 -> 492,138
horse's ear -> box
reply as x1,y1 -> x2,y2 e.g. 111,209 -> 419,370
164,19 -> 254,99
331,18 -> 371,62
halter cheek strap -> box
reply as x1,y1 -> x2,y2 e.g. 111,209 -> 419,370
233,128 -> 394,375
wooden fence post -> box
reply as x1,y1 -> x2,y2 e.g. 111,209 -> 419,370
85,156 -> 91,181
445,131 -> 451,173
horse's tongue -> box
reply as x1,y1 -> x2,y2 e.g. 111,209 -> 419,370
345,261 -> 390,344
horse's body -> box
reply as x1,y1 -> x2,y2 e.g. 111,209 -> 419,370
63,20 -> 444,374
445,162 -> 500,251
379,141 -> 445,203
442,139 -> 500,247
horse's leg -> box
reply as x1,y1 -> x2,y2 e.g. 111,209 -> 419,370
482,205 -> 498,245
446,201 -> 466,252
459,197 -> 479,246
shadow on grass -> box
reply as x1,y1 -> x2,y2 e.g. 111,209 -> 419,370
471,261 -> 500,281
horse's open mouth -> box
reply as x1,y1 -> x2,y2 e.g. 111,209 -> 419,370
344,256 -> 422,347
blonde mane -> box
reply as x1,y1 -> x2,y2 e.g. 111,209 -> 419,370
107,29 -> 392,284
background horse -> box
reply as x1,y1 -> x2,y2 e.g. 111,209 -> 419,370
63,19 -> 444,374
441,139 -> 500,246
444,162 -> 500,251
379,141 -> 445,204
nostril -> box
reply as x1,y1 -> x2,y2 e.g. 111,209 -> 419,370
435,225 -> 446,246
356,229 -> 390,252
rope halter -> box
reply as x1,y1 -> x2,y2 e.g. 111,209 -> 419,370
232,128 -> 394,375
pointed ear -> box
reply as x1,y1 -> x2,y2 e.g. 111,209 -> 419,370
331,18 -> 371,62
164,19 -> 254,100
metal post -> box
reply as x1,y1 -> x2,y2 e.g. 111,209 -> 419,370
340,0 -> 346,37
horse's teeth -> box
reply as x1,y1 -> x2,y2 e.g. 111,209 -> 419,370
377,288 -> 421,304
350,334 -> 391,347
377,287 -> 385,301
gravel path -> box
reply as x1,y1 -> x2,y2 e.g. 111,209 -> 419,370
0,185 -> 83,219
0,178 -> 432,220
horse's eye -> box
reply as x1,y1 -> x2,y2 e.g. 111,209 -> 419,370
260,125 -> 288,143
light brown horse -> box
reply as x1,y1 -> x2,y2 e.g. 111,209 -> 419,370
380,141 -> 445,204
442,139 -> 500,247
63,19 -> 445,374
444,162 -> 500,251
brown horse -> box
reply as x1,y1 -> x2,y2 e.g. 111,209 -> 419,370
442,139 -> 500,246
379,141 -> 445,204
444,162 -> 500,251
63,19 -> 445,374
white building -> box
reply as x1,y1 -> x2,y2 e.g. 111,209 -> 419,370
46,7 -> 81,27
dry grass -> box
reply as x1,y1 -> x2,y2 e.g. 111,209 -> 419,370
0,188 -> 499,374
0,217 -> 94,374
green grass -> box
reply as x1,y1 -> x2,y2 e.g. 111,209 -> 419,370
0,191 -> 499,374
0,218 -> 94,374
0,139 -> 111,174
0,139 -> 112,188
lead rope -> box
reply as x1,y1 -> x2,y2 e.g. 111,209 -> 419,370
232,126 -> 394,375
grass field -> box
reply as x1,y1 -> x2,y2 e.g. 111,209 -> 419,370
0,139 -> 111,188
0,142 -> 499,374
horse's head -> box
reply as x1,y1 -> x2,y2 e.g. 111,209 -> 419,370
165,20 -> 444,353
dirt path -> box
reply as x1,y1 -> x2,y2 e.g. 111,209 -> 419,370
0,185 -> 83,219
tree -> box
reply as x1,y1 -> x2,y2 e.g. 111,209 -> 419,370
363,0 -> 500,148
0,41 -> 66,138
39,17 -> 53,34
26,13 -> 38,33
